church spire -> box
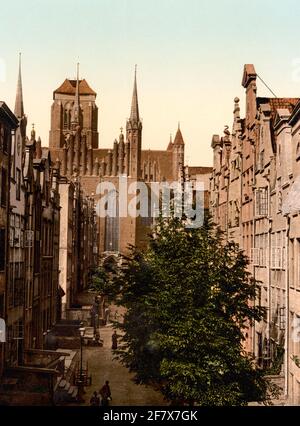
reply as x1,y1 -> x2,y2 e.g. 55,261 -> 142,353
71,62 -> 80,125
129,65 -> 139,122
14,53 -> 24,118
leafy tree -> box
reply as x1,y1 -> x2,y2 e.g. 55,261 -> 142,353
90,258 -> 120,301
113,215 -> 278,405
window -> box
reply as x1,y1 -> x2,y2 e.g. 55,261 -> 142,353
279,307 -> 286,331
1,168 -> 7,207
0,229 -> 5,271
271,246 -> 283,270
105,190 -> 119,252
16,168 -> 21,201
278,144 -> 282,166
63,108 -> 71,129
250,248 -> 260,266
255,188 -> 268,217
2,126 -> 9,153
24,230 -> 34,247
259,150 -> 264,170
260,234 -> 267,267
277,190 -> 282,213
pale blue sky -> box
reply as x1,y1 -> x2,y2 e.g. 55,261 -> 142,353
1,0 -> 300,165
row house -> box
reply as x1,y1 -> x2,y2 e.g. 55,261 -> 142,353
0,102 -> 19,376
0,57 -> 97,404
6,58 -> 28,367
58,174 -> 97,319
6,127 -> 61,363
210,63 -> 300,404
3,55 -> 62,367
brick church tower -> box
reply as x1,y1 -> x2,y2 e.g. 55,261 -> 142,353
47,66 -> 209,256
49,65 -> 98,152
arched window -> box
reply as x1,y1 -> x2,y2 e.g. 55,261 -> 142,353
278,144 -> 281,166
63,104 -> 71,129
105,190 -> 119,252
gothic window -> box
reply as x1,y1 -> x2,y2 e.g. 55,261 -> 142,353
16,168 -> 21,201
234,199 -> 240,226
105,190 -> 119,252
63,110 -> 68,129
277,190 -> 282,213
63,105 -> 71,129
278,144 -> 282,166
231,159 -> 236,178
260,125 -> 264,141
259,150 -> 264,170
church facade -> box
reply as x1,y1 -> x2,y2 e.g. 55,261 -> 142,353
49,69 -> 209,255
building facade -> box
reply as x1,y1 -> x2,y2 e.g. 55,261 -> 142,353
58,175 -> 97,318
0,102 -> 19,377
210,63 -> 300,404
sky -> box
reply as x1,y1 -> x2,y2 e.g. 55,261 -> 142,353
2,0 -> 300,166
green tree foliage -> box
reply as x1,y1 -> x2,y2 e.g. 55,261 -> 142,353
90,258 -> 119,301
113,216 -> 277,405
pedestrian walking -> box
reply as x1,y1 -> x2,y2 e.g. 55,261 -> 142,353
90,391 -> 100,406
104,307 -> 110,325
112,330 -> 118,350
99,380 -> 112,406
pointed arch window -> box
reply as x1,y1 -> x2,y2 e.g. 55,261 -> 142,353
63,104 -> 71,129
105,190 -> 119,252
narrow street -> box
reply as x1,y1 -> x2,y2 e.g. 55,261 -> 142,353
80,312 -> 167,406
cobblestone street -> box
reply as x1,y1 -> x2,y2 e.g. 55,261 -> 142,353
80,316 -> 167,406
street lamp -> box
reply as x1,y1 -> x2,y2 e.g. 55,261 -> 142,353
77,327 -> 85,402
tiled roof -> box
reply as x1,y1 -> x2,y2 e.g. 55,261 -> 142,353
188,166 -> 213,175
54,79 -> 96,96
257,97 -> 299,118
257,97 -> 300,152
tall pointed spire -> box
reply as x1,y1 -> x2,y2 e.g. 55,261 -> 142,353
14,53 -> 24,118
167,133 -> 173,150
72,62 -> 80,125
174,125 -> 184,146
129,65 -> 139,122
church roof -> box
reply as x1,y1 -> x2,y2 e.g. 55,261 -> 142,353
173,127 -> 184,145
188,166 -> 213,175
54,78 -> 96,96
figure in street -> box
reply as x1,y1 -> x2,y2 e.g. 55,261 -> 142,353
112,330 -> 118,350
104,307 -> 110,325
99,380 -> 112,406
90,391 -> 100,406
